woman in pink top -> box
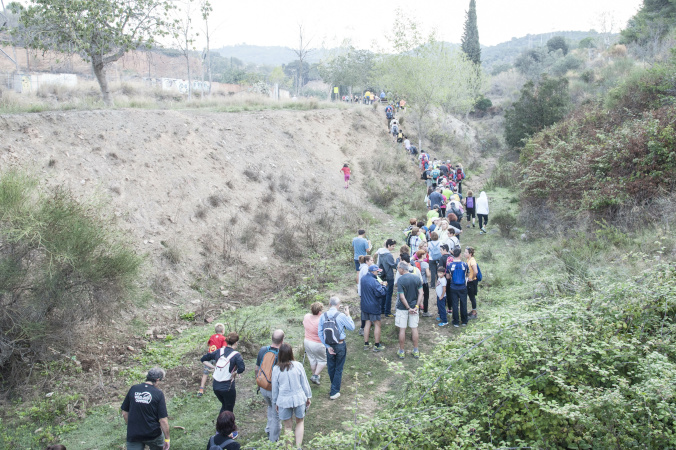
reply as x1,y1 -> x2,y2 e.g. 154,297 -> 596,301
303,302 -> 327,385
340,164 -> 351,189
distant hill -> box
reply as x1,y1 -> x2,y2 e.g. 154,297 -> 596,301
214,44 -> 329,66
481,30 -> 617,72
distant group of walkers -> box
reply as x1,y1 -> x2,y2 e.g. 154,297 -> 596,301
114,96 -> 490,450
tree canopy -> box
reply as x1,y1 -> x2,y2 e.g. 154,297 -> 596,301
19,0 -> 171,105
546,36 -> 569,55
621,0 -> 676,46
461,0 -> 481,65
318,44 -> 374,96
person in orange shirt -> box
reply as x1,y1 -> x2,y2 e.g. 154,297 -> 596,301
340,164 -> 351,189
465,247 -> 479,319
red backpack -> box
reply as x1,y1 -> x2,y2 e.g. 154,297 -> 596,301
456,169 -> 464,181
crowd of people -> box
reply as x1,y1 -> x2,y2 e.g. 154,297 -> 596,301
111,99 -> 489,450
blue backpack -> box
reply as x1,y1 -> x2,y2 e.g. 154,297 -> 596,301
449,261 -> 467,286
476,263 -> 483,282
428,241 -> 441,260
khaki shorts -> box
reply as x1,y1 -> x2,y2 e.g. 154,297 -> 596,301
304,339 -> 327,366
395,308 -> 419,328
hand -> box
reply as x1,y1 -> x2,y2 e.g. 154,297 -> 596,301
409,308 -> 417,315
275,405 -> 279,412
327,347 -> 336,355
163,442 -> 170,450
306,399 -> 311,408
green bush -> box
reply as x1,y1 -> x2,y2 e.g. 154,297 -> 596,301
474,95 -> 493,112
491,210 -> 517,237
0,171 -> 141,386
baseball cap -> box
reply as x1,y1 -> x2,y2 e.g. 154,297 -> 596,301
368,264 -> 381,272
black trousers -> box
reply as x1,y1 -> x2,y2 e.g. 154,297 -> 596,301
422,283 -> 430,312
467,279 -> 478,310
214,385 -> 236,413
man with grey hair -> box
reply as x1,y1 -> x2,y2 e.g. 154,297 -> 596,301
318,296 -> 355,400
121,367 -> 170,450
396,262 -> 423,359
255,329 -> 284,442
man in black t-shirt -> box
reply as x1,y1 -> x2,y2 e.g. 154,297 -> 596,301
121,367 -> 170,450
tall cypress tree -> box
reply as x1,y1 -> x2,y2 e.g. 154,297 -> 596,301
461,0 -> 481,65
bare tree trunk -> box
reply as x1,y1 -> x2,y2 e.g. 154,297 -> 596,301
92,59 -> 112,106
185,54 -> 192,100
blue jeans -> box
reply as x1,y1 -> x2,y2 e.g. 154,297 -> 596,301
449,286 -> 468,326
382,281 -> 394,315
437,296 -> 447,323
326,342 -> 347,396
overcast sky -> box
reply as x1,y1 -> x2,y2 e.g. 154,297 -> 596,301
204,0 -> 642,50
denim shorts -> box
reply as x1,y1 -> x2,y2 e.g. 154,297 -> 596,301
278,404 -> 306,421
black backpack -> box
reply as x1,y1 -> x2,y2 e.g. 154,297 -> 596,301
322,312 -> 343,345
208,434 -> 235,450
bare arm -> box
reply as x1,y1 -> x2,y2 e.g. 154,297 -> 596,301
159,417 -> 170,441
121,410 -> 129,424
417,288 -> 424,308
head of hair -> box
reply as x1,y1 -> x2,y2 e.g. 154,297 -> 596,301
409,218 -> 417,225
416,221 -> 425,228
415,250 -> 426,259
271,329 -> 285,345
401,253 -> 411,263
226,332 -> 239,346
214,323 -> 225,334
453,247 -> 462,257
385,238 -> 396,248
447,213 -> 458,222
343,163 -> 348,167
399,244 -> 410,255
466,246 -> 475,256
467,190 -> 474,197
277,343 -> 295,372
398,261 -> 409,271
358,255 -> 366,264
411,227 -> 420,236
329,296 -> 341,307
437,265 -> 446,273
216,411 -> 237,436
146,367 -> 166,383
311,302 -> 323,315
430,231 -> 439,241
358,229 -> 366,235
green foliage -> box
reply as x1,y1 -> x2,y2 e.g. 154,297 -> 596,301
461,0 -> 481,65
0,170 -> 141,386
546,36 -> 569,55
578,36 -> 596,49
550,53 -> 583,76
520,61 -> 676,217
491,211 -> 517,237
485,161 -> 518,190
504,75 -> 570,149
19,0 -> 171,104
473,95 -> 492,112
318,45 -> 375,94
621,0 -> 676,46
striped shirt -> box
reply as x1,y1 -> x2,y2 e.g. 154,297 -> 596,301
318,307 -> 355,349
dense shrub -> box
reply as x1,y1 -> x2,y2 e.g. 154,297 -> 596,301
546,36 -> 569,55
504,75 -> 570,148
0,171 -> 141,386
491,211 -> 517,237
520,61 -> 676,219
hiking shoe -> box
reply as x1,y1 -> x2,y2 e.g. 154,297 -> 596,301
453,324 -> 460,328
398,350 -> 405,359
422,312 -> 433,317
481,227 -> 486,232
412,349 -> 420,359
197,391 -> 203,398
385,313 -> 394,318
469,312 -> 478,320
479,230 -> 484,235
363,343 -> 371,350
310,375 -> 320,385
330,392 -> 341,400
438,322 -> 448,327
358,328 -> 364,336
461,323 -> 468,327
373,345 -> 385,352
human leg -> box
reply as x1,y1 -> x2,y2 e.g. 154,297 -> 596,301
437,296 -> 447,323
363,320 -> 372,344
329,343 -> 347,396
398,326 -> 406,351
214,387 -> 236,413
411,327 -> 419,349
459,287 -> 468,324
260,388 -> 281,442
450,288 -> 460,326
422,283 -> 429,313
326,347 -> 336,384
384,282 -> 394,315
374,321 -> 381,344
467,280 -> 477,312
429,259 -> 438,288
294,416 -> 305,447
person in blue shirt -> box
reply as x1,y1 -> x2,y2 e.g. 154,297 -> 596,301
352,229 -> 371,278
360,265 -> 387,352
318,297 -> 355,400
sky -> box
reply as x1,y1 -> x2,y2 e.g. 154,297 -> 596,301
204,0 -> 644,50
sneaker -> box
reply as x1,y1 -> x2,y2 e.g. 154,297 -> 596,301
454,324 -> 460,328
469,312 -> 478,320
330,392 -> 341,400
438,322 -> 448,327
363,343 -> 371,350
310,375 -> 320,385
197,391 -> 203,397
398,350 -> 405,359
481,227 -> 486,232
230,431 -> 239,439
436,317 -> 442,321
373,345 -> 385,352
461,323 -> 468,327
472,224 -> 476,228
479,230 -> 484,235
358,328 -> 364,336
412,349 -> 420,358
422,312 -> 433,317
385,313 -> 394,318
